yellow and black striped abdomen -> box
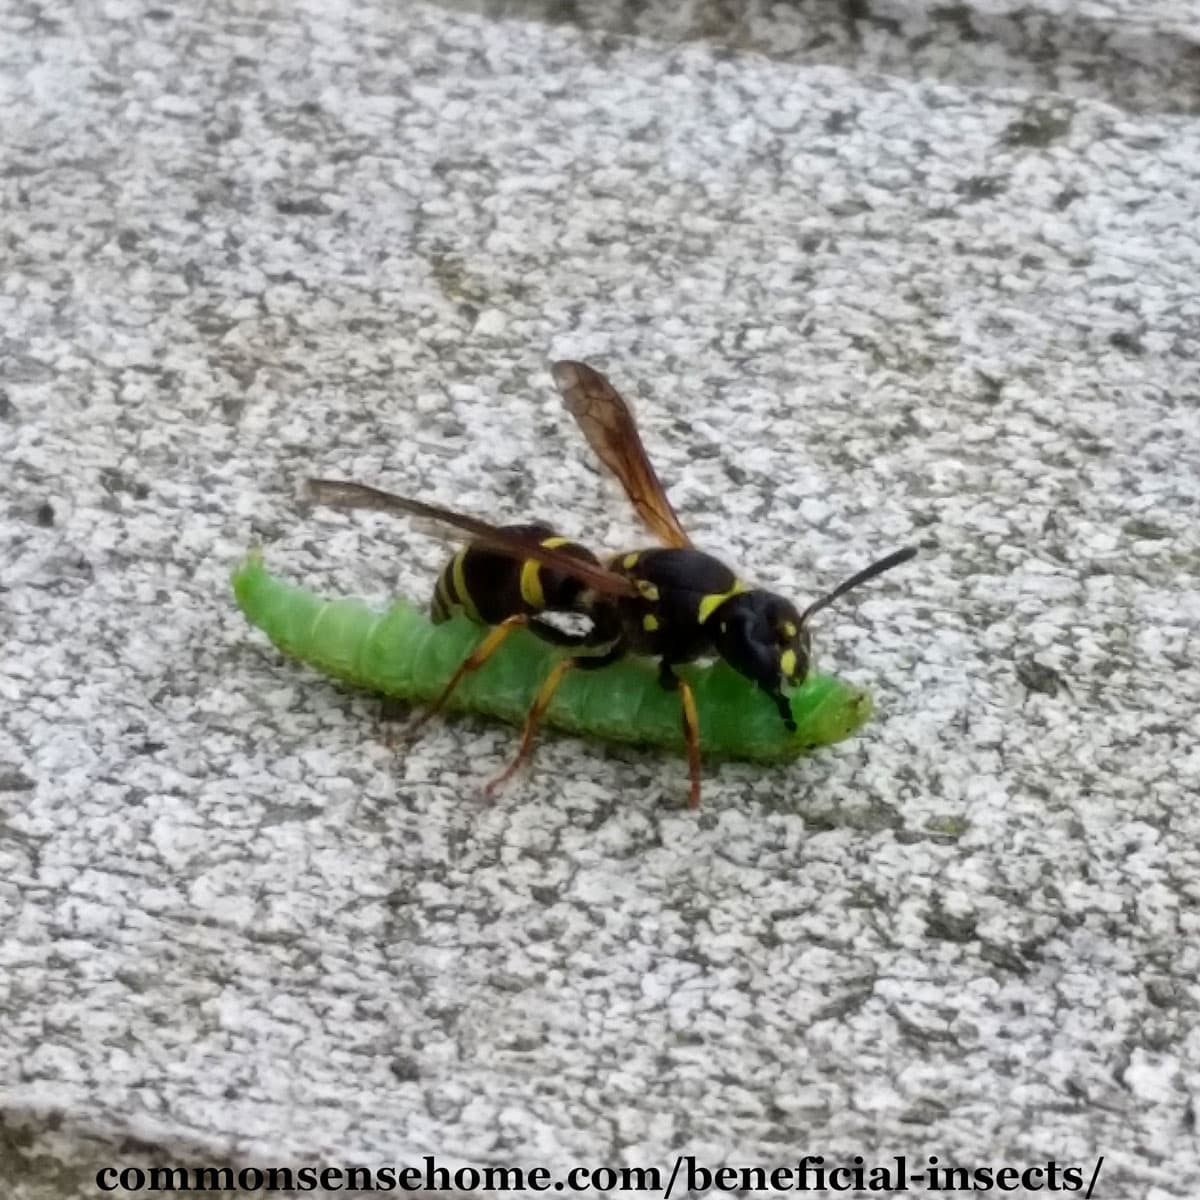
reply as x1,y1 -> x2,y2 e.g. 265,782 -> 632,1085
430,525 -> 600,626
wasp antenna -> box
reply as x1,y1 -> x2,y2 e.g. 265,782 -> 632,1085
799,546 -> 917,625
307,478 -> 347,503
307,479 -> 391,508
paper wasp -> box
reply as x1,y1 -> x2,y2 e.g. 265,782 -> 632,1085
309,361 -> 915,806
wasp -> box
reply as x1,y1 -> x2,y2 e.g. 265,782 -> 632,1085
309,361 -> 915,806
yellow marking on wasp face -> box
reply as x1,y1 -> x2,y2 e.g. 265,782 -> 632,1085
452,551 -> 481,622
697,580 -> 747,625
519,559 -> 545,609
636,580 -> 660,602
643,614 -> 659,632
782,621 -> 797,639
622,552 -> 640,570
780,648 -> 797,678
542,537 -> 572,550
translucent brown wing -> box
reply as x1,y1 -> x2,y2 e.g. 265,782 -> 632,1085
307,479 -> 639,598
552,361 -> 693,549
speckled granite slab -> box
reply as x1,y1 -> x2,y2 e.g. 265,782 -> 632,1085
3,1 -> 1198,1197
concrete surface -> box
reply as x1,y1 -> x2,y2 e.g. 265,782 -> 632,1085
3,0 -> 1199,1196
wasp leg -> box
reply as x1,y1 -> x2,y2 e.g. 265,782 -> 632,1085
484,657 -> 574,796
484,640 -> 626,796
678,681 -> 702,809
411,614 -> 530,735
658,662 -> 703,810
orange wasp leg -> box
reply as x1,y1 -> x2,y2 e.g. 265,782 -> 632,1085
408,615 -> 530,737
678,678 -> 702,809
484,656 -> 575,796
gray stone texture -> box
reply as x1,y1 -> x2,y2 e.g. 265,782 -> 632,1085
3,1 -> 1198,1196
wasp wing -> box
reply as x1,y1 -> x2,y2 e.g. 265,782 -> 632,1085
307,479 -> 639,599
552,360 -> 693,550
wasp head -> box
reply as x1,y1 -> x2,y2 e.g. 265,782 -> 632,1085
712,591 -> 810,730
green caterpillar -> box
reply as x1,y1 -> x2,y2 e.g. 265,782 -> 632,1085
232,551 -> 874,762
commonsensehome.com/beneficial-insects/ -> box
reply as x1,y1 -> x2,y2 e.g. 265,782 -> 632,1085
93,1152 -> 1106,1195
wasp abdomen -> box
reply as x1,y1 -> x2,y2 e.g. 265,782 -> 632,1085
430,525 -> 602,626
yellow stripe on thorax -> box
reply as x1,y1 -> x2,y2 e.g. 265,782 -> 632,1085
697,580 -> 747,625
